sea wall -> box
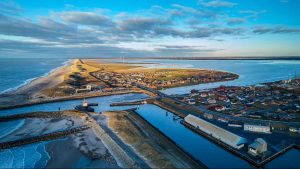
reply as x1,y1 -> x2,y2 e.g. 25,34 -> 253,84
90,121 -> 141,168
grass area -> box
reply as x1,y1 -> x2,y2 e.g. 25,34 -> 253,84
83,59 -> 141,71
41,59 -> 106,97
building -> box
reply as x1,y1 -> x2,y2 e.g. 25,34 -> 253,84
184,114 -> 247,149
248,138 -> 268,156
289,127 -> 298,133
215,106 -> 225,111
188,99 -> 196,105
207,98 -> 216,104
244,124 -> 271,134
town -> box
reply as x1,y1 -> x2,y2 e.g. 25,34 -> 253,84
91,67 -> 238,90
180,78 -> 300,122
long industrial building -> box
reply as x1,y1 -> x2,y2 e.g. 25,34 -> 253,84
184,114 -> 247,149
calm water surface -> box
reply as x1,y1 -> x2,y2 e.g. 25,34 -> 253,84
136,104 -> 251,168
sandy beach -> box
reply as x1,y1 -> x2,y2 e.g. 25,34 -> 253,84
0,60 -> 73,107
0,110 -> 122,168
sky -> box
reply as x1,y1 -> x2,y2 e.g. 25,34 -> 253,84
0,0 -> 300,58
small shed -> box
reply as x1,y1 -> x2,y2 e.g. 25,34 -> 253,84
248,138 -> 267,156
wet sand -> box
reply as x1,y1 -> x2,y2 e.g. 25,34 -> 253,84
45,137 -> 83,168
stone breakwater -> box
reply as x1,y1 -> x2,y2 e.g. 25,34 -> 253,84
0,125 -> 90,149
0,111 -> 65,122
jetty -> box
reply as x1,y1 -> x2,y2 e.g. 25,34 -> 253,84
0,126 -> 90,150
110,100 -> 147,106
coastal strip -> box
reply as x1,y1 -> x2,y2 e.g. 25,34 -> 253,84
0,125 -> 90,150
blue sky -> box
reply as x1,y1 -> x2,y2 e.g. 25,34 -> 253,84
0,0 -> 300,58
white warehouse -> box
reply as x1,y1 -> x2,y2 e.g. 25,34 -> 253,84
184,114 -> 247,149
244,124 -> 271,134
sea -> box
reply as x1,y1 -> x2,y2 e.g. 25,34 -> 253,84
1,58 -> 300,168
0,58 -> 69,93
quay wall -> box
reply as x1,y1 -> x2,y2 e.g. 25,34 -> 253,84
90,119 -> 142,168
182,120 -> 300,168
128,109 -> 208,169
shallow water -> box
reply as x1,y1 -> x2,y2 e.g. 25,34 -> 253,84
0,141 -> 50,168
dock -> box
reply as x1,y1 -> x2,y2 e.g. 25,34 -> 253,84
181,120 -> 300,168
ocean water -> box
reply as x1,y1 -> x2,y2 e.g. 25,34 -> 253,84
0,141 -> 50,168
0,58 -> 68,93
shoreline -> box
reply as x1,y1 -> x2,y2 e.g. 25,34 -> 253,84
0,60 -> 74,107
0,59 -> 238,110
1,59 -> 72,94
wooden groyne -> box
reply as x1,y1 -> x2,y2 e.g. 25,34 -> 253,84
181,120 -> 300,168
0,126 -> 90,150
